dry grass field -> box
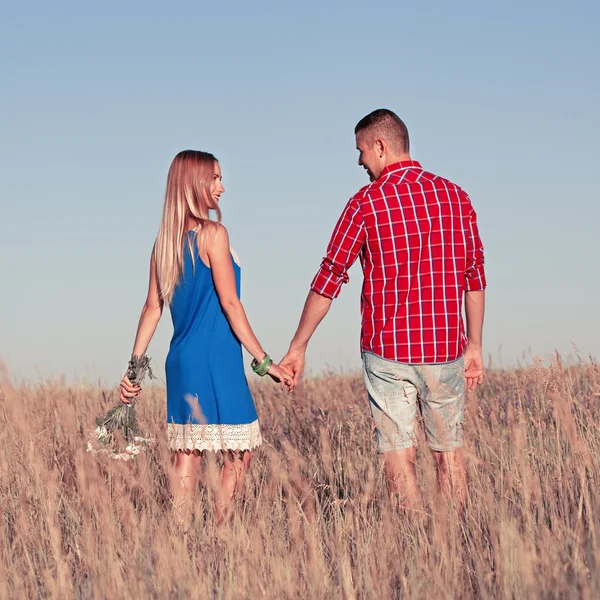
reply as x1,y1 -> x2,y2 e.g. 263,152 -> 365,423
1,356 -> 599,599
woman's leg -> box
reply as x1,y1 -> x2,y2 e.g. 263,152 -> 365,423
170,450 -> 202,512
215,450 -> 253,522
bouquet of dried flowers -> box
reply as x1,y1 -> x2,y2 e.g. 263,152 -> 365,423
87,354 -> 155,460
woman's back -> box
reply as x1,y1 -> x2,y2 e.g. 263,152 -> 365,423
168,230 -> 240,351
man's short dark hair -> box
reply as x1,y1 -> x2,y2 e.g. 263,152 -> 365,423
355,109 -> 410,154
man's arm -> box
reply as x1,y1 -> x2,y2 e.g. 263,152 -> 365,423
464,290 -> 485,392
280,291 -> 332,383
463,199 -> 487,392
282,195 -> 365,383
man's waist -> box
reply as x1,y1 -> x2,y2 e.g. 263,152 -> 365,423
361,348 -> 465,366
360,330 -> 467,364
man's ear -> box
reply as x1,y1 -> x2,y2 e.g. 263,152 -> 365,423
375,138 -> 385,158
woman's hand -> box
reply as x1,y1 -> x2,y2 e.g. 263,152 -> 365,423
267,362 -> 295,392
119,376 -> 141,405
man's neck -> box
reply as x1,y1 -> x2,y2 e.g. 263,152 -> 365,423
385,153 -> 412,167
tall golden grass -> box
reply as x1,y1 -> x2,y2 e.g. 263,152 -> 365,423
1,356 -> 599,599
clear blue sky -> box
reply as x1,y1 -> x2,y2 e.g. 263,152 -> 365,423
1,0 -> 598,384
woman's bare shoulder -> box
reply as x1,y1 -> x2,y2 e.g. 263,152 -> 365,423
204,222 -> 229,253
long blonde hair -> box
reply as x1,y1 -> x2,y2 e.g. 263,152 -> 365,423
155,150 -> 222,304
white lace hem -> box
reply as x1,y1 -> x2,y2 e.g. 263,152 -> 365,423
167,420 -> 262,452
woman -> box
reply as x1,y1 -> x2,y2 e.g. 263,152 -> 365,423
119,150 -> 293,520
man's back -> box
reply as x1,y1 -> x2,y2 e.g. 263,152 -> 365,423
311,161 -> 486,364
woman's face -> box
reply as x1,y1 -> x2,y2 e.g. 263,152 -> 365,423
210,161 -> 225,203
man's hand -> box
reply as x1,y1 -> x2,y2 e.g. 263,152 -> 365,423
280,347 -> 306,387
464,345 -> 484,392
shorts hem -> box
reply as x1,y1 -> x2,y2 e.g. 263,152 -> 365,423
379,440 -> 415,453
428,441 -> 463,452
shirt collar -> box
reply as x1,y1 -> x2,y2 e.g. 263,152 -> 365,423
379,160 -> 423,179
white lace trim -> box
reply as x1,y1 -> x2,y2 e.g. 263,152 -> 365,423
167,420 -> 261,452
230,247 -> 241,267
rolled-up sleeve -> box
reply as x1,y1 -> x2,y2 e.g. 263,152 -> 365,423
311,194 -> 366,299
464,203 -> 486,291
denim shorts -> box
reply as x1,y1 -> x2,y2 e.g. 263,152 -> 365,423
362,351 -> 465,453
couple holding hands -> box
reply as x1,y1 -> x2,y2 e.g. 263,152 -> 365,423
120,108 -> 486,516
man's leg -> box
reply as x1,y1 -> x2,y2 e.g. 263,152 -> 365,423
383,447 -> 423,510
432,449 -> 467,506
362,352 -> 422,510
421,358 -> 467,508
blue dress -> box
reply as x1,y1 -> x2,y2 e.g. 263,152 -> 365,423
165,231 -> 262,452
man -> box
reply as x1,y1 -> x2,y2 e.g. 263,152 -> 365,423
281,109 -> 486,508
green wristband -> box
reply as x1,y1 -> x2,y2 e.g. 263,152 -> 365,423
251,354 -> 272,377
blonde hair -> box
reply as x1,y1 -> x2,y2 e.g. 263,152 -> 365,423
155,150 -> 221,304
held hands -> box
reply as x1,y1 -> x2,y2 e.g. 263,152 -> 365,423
280,346 -> 306,388
267,362 -> 295,392
464,345 -> 484,392
252,353 -> 294,392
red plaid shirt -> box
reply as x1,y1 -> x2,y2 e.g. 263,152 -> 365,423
311,161 -> 486,364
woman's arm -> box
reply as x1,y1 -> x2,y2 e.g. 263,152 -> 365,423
207,225 -> 266,362
120,250 -> 164,403
131,250 -> 164,355
207,225 -> 292,387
